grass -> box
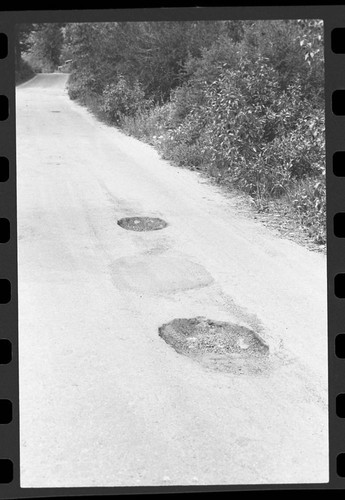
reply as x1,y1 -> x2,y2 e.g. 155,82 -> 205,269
251,180 -> 326,252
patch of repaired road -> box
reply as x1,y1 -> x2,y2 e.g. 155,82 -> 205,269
110,254 -> 214,294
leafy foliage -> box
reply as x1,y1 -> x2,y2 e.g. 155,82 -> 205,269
29,24 -> 64,71
15,23 -> 65,78
101,76 -> 152,125
116,20 -> 325,245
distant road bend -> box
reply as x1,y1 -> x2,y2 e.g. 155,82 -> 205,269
17,73 -> 328,487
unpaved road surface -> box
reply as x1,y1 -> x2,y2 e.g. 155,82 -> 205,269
16,74 -> 328,487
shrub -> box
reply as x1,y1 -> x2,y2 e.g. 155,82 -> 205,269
160,56 -> 325,197
67,71 -> 103,102
121,101 -> 174,142
287,175 -> 326,244
101,75 -> 152,125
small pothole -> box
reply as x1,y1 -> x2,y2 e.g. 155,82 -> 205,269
117,217 -> 168,232
50,110 -> 61,113
159,317 -> 270,375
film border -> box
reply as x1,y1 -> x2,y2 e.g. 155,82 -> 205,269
0,5 -> 344,495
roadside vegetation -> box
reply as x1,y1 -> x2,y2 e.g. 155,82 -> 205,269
16,20 -> 326,248
15,23 -> 64,83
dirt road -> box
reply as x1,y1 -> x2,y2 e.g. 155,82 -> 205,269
16,74 -> 328,487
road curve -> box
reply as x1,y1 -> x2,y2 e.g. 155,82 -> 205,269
16,73 -> 328,487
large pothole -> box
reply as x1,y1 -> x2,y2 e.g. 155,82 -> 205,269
159,317 -> 270,375
117,217 -> 168,232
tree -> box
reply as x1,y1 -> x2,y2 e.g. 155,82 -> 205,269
15,23 -> 35,67
29,24 -> 64,71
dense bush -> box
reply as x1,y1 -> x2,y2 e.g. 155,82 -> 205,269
140,22 -> 325,244
63,19 -> 325,246
67,70 -> 104,102
16,24 -> 65,74
156,59 -> 324,195
64,21 -> 235,105
100,76 -> 152,125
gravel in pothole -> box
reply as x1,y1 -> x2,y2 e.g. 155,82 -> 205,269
159,317 -> 270,375
117,217 -> 168,232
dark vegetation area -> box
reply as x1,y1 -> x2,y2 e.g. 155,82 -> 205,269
16,20 -> 325,247
16,23 -> 64,74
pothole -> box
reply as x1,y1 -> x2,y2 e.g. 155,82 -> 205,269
117,217 -> 168,232
159,317 -> 270,375
50,110 -> 61,113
